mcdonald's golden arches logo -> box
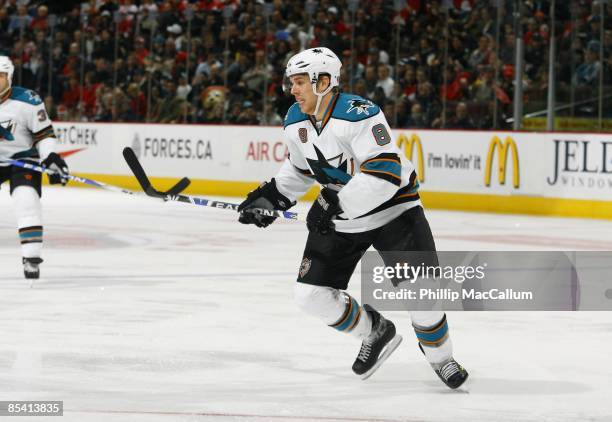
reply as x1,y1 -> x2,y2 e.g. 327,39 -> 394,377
396,133 -> 425,183
485,136 -> 520,188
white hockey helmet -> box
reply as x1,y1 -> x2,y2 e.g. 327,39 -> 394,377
0,56 -> 14,82
0,56 -> 14,95
285,47 -> 342,115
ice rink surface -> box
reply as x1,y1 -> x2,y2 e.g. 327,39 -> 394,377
1,186 -> 611,422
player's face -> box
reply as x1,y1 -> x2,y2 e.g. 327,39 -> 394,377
0,73 -> 8,94
289,74 -> 316,114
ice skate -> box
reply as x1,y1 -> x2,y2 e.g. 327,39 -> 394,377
419,343 -> 468,389
431,358 -> 468,389
352,304 -> 402,380
23,257 -> 43,284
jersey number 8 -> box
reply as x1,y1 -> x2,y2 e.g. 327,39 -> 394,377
372,123 -> 390,146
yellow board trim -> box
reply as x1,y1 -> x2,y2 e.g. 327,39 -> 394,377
54,174 -> 612,220
420,191 -> 612,220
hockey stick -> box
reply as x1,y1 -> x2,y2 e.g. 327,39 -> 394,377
3,158 -> 191,197
122,147 -> 303,221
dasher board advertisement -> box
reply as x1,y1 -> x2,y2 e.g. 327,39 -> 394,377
53,123 -> 612,218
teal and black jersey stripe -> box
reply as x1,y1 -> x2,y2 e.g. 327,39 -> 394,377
356,171 -> 420,219
360,153 -> 402,186
11,147 -> 40,160
329,293 -> 362,333
413,314 -> 449,348
19,225 -> 43,244
33,125 -> 56,145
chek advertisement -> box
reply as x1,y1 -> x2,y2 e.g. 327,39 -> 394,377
54,123 -> 286,180
54,123 -> 114,174
53,122 -> 612,219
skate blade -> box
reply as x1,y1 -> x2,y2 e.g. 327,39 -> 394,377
360,335 -> 403,380
448,371 -> 469,390
25,274 -> 37,288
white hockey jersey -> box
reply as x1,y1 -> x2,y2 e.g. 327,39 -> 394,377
277,92 -> 422,233
0,87 -> 56,166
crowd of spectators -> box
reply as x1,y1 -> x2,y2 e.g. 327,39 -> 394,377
1,0 -> 610,128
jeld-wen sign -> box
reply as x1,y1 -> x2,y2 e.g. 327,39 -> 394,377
547,139 -> 612,189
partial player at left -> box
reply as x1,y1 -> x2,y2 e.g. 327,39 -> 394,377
0,56 -> 69,281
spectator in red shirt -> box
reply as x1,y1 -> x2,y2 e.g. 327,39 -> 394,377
62,76 -> 81,110
134,37 -> 149,66
61,42 -> 81,78
30,5 -> 48,31
198,0 -> 223,12
440,65 -> 471,102
81,72 -> 100,118
402,65 -> 418,100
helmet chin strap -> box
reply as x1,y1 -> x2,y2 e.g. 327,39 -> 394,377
311,77 -> 333,119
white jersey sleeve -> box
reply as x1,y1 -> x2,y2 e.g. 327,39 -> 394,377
29,98 -> 57,160
337,111 -> 404,219
28,100 -> 53,134
274,135 -> 316,202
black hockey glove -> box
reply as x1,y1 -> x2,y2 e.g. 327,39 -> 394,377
42,153 -> 69,185
306,187 -> 341,235
238,178 -> 294,228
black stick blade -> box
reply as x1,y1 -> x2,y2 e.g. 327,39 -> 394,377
122,147 -> 152,192
164,177 -> 191,196
123,147 -> 191,199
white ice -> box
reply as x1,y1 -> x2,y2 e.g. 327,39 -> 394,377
1,186 -> 611,422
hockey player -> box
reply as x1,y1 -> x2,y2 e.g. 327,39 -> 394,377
0,56 -> 69,280
238,48 -> 468,388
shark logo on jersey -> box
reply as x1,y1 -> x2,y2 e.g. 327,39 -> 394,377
306,145 -> 352,186
27,90 -> 42,104
347,99 -> 374,116
311,48 -> 323,54
0,120 -> 16,141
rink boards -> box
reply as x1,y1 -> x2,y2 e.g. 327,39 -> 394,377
53,122 -> 612,219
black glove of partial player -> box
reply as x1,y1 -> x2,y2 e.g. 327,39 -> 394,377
42,153 -> 69,185
237,178 -> 294,228
306,187 -> 342,235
